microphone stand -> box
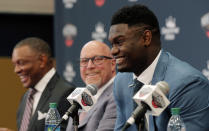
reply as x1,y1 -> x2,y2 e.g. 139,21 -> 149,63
121,103 -> 150,131
52,103 -> 80,131
73,113 -> 79,131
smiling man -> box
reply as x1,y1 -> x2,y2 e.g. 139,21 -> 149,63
108,4 -> 209,131
66,40 -> 117,131
11,37 -> 75,131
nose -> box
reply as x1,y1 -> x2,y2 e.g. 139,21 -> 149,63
14,65 -> 21,74
111,46 -> 119,57
86,59 -> 96,69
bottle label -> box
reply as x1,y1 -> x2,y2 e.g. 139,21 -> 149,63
45,125 -> 60,131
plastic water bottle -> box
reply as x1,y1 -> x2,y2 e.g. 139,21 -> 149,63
167,108 -> 186,131
45,103 -> 61,131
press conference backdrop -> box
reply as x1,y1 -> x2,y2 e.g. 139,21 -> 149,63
55,0 -> 209,86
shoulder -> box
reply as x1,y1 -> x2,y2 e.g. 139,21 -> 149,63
159,51 -> 209,85
53,73 -> 75,92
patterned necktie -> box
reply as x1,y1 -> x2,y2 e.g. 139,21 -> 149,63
19,88 -> 36,131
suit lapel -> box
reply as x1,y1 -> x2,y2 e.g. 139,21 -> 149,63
27,73 -> 59,130
78,83 -> 113,128
151,50 -> 169,84
150,51 -> 169,131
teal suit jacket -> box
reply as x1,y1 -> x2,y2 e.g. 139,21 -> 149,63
113,51 -> 209,131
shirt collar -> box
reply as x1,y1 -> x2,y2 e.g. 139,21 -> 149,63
94,76 -> 115,100
133,50 -> 161,85
34,67 -> 56,93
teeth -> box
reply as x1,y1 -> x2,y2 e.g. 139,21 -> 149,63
19,75 -> 27,82
87,73 -> 97,76
116,57 -> 124,64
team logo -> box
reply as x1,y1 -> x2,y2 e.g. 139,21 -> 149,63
91,22 -> 107,42
202,60 -> 209,80
63,0 -> 77,9
161,16 -> 180,41
63,61 -> 76,82
62,24 -> 77,47
152,92 -> 165,108
200,12 -> 209,38
81,92 -> 94,106
95,0 -> 105,7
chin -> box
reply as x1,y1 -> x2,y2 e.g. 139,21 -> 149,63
117,67 -> 131,72
86,79 -> 102,87
117,64 -> 132,72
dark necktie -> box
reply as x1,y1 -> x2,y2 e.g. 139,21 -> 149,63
131,79 -> 146,131
132,78 -> 144,108
19,88 -> 36,131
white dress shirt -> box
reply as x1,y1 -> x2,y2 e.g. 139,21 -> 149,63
94,76 -> 115,100
133,50 -> 161,130
32,67 -> 56,115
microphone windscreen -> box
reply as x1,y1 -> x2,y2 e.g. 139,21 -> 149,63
156,81 -> 169,95
86,84 -> 98,95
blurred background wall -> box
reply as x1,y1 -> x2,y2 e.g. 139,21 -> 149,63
0,0 -> 54,130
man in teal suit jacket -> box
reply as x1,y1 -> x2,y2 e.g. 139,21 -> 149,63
108,4 -> 209,131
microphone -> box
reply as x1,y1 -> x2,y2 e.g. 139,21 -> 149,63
52,85 -> 98,131
60,84 -> 98,121
122,81 -> 170,131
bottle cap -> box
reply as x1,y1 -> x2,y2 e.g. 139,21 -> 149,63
171,108 -> 180,115
49,103 -> 57,108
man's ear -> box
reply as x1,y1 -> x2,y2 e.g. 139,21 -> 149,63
39,54 -> 48,68
143,30 -> 152,47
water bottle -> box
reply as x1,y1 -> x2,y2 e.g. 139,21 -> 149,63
167,108 -> 186,131
45,103 -> 61,131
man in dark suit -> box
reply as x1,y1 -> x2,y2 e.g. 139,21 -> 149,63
108,4 -> 209,131
11,37 -> 75,131
66,40 -> 117,131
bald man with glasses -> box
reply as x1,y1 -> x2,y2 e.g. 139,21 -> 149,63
66,40 -> 117,131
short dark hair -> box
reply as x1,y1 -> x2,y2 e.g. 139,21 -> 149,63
14,37 -> 52,58
111,4 -> 160,36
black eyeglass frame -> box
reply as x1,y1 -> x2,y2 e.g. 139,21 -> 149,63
79,55 -> 113,67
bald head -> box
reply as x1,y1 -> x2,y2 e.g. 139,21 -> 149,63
80,41 -> 112,58
80,40 -> 116,88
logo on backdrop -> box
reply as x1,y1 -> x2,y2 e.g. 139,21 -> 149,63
202,60 -> 209,80
63,0 -> 77,9
128,0 -> 138,2
200,12 -> 209,38
63,24 -> 77,47
161,16 -> 180,41
63,61 -> 76,82
95,0 -> 106,7
91,22 -> 107,42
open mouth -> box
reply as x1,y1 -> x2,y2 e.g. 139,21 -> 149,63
19,75 -> 28,83
115,56 -> 126,65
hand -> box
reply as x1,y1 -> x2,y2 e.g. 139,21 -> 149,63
0,128 -> 15,131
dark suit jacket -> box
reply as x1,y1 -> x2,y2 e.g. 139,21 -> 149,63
66,82 -> 117,131
113,50 -> 209,131
17,72 -> 75,131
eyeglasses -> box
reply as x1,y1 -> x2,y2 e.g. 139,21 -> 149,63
80,56 -> 113,67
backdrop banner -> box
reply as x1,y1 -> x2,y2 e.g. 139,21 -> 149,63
55,0 -> 209,86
